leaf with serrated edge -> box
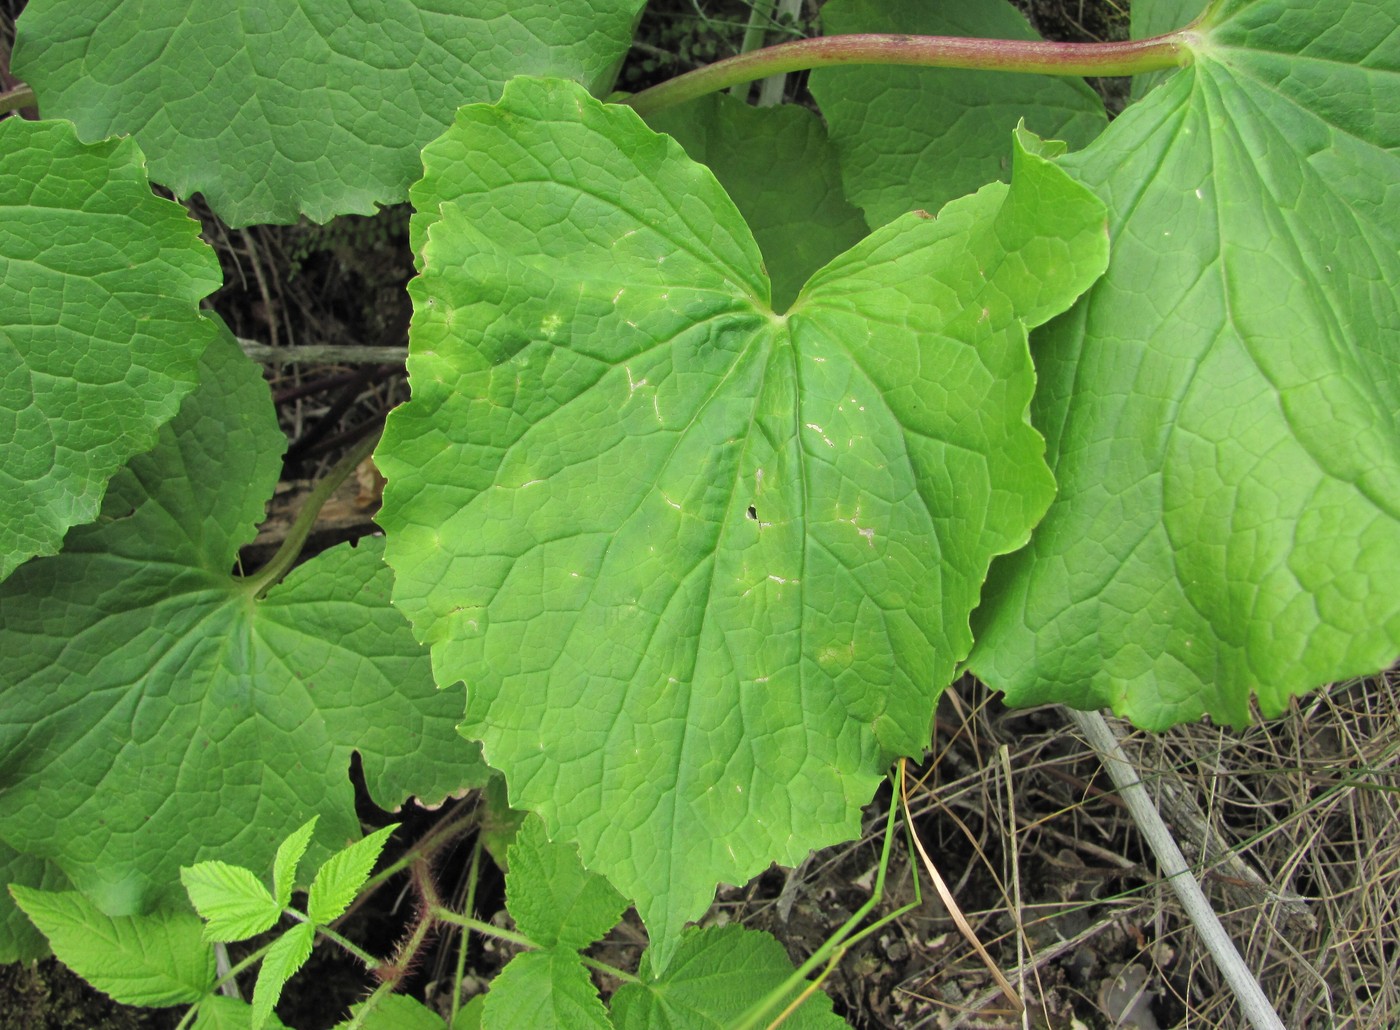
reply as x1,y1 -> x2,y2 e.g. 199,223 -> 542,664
379,78 -> 1107,965
193,996 -> 290,1030
0,118 -> 218,580
810,0 -> 1107,228
0,328 -> 485,918
452,997 -> 485,1030
643,94 -> 868,312
482,950 -> 610,1030
13,0 -> 647,225
181,862 -> 281,943
333,994 -> 448,1030
10,885 -> 214,1006
307,823 -> 397,926
251,922 -> 315,1030
506,815 -> 627,951
970,0 -> 1400,727
610,924 -> 844,1028
273,818 -> 318,909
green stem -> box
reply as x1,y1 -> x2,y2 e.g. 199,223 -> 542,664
626,30 -> 1190,117
310,919 -> 381,969
732,763 -> 919,1030
177,940 -> 276,1030
432,909 -> 642,985
362,806 -> 478,895
241,427 -> 381,599
448,841 -> 483,1028
337,981 -> 397,1030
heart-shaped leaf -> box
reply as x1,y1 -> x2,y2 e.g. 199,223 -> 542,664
379,78 -> 1107,962
0,328 -> 486,915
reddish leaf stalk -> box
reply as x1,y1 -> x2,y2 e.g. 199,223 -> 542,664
625,31 -> 1190,118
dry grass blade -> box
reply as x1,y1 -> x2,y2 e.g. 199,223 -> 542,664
901,766 -> 1024,1016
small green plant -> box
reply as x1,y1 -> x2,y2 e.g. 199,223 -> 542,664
13,802 -> 899,1027
11,818 -> 402,1030
2,0 -> 1397,1024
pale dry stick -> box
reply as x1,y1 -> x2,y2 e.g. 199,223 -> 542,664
756,0 -> 806,106
997,744 -> 1035,1030
239,337 -> 407,365
213,943 -> 240,999
730,0 -> 776,99
1067,708 -> 1286,1030
901,777 -> 1023,1015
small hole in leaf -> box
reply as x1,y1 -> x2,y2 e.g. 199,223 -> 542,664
746,505 -> 757,521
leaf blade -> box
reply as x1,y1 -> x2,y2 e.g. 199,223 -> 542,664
381,79 -> 1106,964
505,815 -> 627,951
14,0 -> 648,225
0,118 -> 218,579
610,925 -> 844,1029
970,0 -> 1400,726
251,922 -> 315,1030
481,950 -> 610,1030
273,818 -> 318,910
10,885 -> 215,1006
306,823 -> 398,927
0,328 -> 485,914
181,861 -> 281,943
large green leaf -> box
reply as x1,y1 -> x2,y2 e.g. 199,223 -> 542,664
0,328 -> 486,916
970,0 -> 1400,727
13,0 -> 646,226
610,925 -> 844,1029
643,94 -> 869,312
0,118 -> 219,581
809,0 -> 1108,228
379,78 -> 1106,963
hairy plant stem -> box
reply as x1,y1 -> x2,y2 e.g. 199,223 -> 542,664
337,981 -> 397,1030
297,915 -> 380,969
626,30 -> 1190,117
176,946 -> 268,1030
431,909 -> 643,985
361,805 -> 479,898
242,426 -> 381,599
